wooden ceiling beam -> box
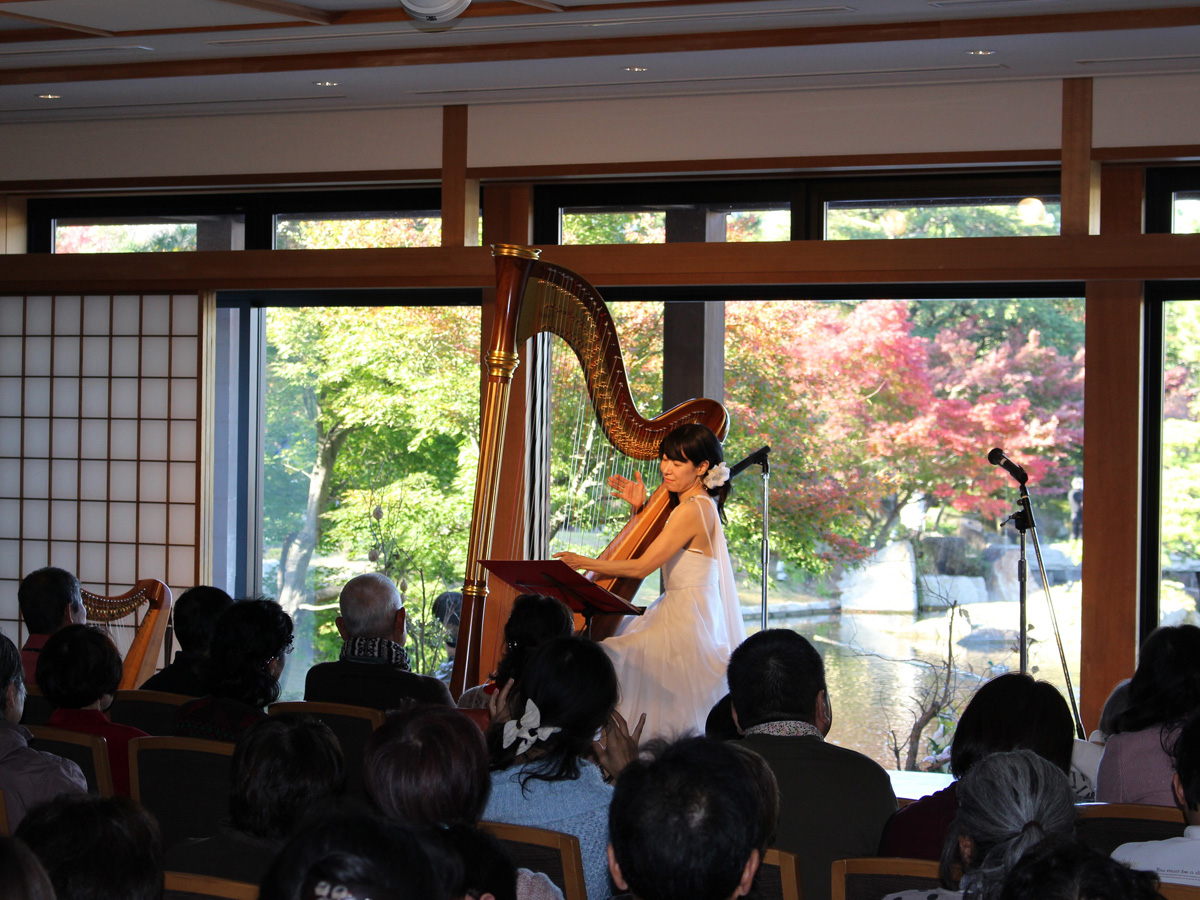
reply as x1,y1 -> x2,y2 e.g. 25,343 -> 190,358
0,9 -> 113,37
206,0 -> 339,26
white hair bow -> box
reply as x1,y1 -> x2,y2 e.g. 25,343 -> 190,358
502,699 -> 561,756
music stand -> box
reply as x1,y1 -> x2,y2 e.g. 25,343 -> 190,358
480,559 -> 642,639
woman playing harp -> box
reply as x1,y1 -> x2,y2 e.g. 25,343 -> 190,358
554,423 -> 746,740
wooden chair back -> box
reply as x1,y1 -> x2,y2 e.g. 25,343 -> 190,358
267,701 -> 385,798
757,847 -> 802,900
130,736 -> 235,850
479,820 -> 588,900
163,871 -> 260,900
0,787 -> 8,836
1074,802 -> 1187,856
27,725 -> 114,796
831,857 -> 946,900
109,689 -> 194,735
19,685 -> 54,726
1159,884 -> 1200,900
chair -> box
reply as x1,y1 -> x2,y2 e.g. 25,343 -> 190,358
1159,884 -> 1200,900
19,685 -> 54,726
163,872 -> 259,900
1074,803 -> 1187,856
130,736 -> 235,850
831,857 -> 946,900
479,821 -> 588,900
27,725 -> 114,796
756,847 -> 802,900
0,787 -> 8,836
267,701 -> 385,798
109,689 -> 194,735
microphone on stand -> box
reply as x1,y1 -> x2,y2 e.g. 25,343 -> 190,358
988,447 -> 1028,485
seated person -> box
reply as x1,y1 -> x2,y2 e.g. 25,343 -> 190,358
37,624 -> 149,796
430,823 -> 519,900
0,632 -> 86,829
1002,836 -> 1162,900
432,590 -> 462,685
166,713 -> 344,883
726,629 -> 896,900
17,566 -> 86,682
305,573 -> 452,709
1112,710 -> 1200,885
884,750 -> 1077,900
174,598 -> 293,743
879,672 -> 1075,860
16,793 -> 162,900
608,736 -> 763,900
0,833 -> 56,900
140,585 -> 233,696
258,814 -> 443,900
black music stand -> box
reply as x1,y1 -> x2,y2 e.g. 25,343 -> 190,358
480,559 -> 642,639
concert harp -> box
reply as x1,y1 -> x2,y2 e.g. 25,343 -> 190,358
452,245 -> 728,697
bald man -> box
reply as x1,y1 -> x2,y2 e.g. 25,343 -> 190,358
304,573 -> 452,710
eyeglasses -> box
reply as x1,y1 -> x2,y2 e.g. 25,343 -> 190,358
280,636 -> 295,655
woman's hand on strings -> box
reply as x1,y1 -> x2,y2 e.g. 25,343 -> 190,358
608,471 -> 646,511
593,709 -> 646,781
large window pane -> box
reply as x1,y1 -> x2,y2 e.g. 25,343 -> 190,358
55,219 -> 203,253
561,211 -> 665,245
1160,298 -> 1200,625
825,197 -> 1061,239
274,214 -> 441,249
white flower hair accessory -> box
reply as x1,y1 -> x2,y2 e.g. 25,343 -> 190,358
502,698 -> 561,756
703,463 -> 730,490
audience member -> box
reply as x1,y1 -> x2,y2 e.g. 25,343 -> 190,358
608,737 -> 762,900
365,703 -> 565,900
429,824 -> 519,900
1098,624 -> 1200,805
728,741 -> 781,858
433,590 -> 462,685
879,672 -> 1075,859
484,636 -> 641,900
0,834 -> 56,900
140,585 -> 234,696
1112,710 -> 1200,884
1002,837 -> 1163,900
17,566 -> 85,681
166,713 -> 345,883
174,598 -> 293,742
885,749 -> 1077,900
305,573 -> 452,709
16,793 -> 163,900
258,814 -> 444,900
459,593 -> 574,711
37,623 -> 148,795
726,629 -> 896,900
0,632 -> 86,829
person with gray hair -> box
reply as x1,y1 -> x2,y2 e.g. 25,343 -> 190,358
0,632 -> 86,829
305,572 -> 452,710
884,749 -> 1078,900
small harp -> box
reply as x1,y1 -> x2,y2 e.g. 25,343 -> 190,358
453,245 -> 728,696
82,579 -> 173,690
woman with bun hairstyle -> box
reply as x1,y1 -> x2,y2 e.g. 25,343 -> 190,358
554,423 -> 746,739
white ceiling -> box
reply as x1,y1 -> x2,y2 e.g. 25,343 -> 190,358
1,0 -> 1199,122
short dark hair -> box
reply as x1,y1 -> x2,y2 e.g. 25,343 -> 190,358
486,636 -> 618,785
204,599 -> 293,708
492,593 -> 575,687
18,567 -> 82,635
0,834 -> 55,900
950,673 -> 1075,779
365,705 -> 490,827
229,714 -> 344,840
1112,624 -> 1200,735
16,794 -> 162,900
172,586 -> 234,654
36,625 -> 122,709
0,632 -> 22,718
998,836 -> 1162,900
610,737 -> 760,900
258,815 -> 441,900
726,629 -> 826,729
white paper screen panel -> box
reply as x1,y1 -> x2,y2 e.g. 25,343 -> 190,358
0,294 -> 204,647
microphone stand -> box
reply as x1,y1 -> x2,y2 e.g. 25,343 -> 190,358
728,446 -> 771,629
1000,477 -> 1086,739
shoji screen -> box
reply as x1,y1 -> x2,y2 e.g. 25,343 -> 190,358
0,293 -> 211,647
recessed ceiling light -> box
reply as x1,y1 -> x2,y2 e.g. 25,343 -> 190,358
965,50 -> 997,56
37,94 -> 61,99
623,66 -> 649,72
313,80 -> 339,87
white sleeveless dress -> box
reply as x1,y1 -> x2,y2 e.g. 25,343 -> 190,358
601,495 -> 747,739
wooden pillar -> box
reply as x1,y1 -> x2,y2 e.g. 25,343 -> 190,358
1081,279 -> 1144,731
1100,167 -> 1145,236
1061,78 -> 1101,236
481,183 -> 534,248
441,105 -> 479,248
2,196 -> 27,254
663,208 -> 725,411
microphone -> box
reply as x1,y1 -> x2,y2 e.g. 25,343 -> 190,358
988,447 -> 1028,485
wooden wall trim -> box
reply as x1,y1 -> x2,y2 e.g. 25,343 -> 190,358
441,105 -> 477,248
1101,166 -> 1145,235
481,183 -> 533,246
3,234 -> 1200,292
1062,78 -> 1099,236
1081,279 -> 1144,731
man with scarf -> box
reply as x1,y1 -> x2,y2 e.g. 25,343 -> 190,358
305,573 -> 453,709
